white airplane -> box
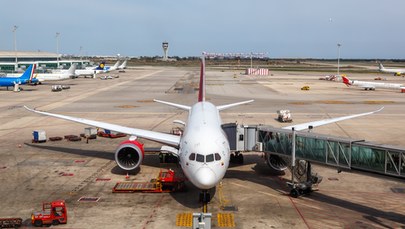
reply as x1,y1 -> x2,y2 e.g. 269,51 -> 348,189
118,60 -> 127,70
24,57 -> 383,202
379,63 -> 405,76
342,75 -> 404,91
85,61 -> 120,73
33,64 -> 76,83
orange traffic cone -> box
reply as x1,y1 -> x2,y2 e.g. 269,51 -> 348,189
125,172 -> 129,180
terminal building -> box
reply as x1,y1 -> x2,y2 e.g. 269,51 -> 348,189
0,50 -> 90,72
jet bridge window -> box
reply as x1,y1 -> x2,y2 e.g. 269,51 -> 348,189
214,153 -> 221,161
189,153 -> 196,161
196,154 -> 204,162
206,154 -> 214,162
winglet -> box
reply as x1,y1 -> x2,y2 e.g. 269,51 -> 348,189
198,57 -> 206,102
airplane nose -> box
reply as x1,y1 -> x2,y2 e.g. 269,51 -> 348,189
194,167 -> 217,189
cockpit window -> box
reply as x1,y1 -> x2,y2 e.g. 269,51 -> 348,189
189,153 -> 196,161
206,154 -> 214,162
214,153 -> 221,161
196,154 -> 204,162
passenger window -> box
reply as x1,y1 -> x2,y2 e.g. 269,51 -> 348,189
214,153 -> 221,161
196,154 -> 204,162
189,153 -> 196,161
239,134 -> 244,141
206,154 -> 214,162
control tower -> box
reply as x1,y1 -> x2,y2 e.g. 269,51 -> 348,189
162,42 -> 169,61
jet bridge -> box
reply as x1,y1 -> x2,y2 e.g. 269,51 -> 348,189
222,123 -> 405,179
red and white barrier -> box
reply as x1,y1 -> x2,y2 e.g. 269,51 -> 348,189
246,68 -> 269,75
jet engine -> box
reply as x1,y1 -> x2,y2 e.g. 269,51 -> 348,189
265,154 -> 288,172
115,140 -> 144,171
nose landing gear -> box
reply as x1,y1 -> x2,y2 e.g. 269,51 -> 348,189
199,190 -> 210,213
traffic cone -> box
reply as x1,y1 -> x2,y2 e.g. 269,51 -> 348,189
125,172 -> 129,180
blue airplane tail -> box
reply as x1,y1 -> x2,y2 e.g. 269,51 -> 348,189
19,64 -> 36,81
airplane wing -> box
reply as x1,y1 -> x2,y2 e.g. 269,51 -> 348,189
24,106 -> 181,147
283,107 -> 384,131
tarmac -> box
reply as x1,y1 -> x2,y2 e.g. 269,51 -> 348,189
0,63 -> 405,228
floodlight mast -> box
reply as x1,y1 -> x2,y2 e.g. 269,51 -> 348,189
337,43 -> 342,76
12,25 -> 18,71
56,32 -> 60,68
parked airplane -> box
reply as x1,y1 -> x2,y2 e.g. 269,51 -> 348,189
24,58 -> 383,202
118,60 -> 127,70
74,61 -> 118,78
34,64 -> 76,83
342,75 -> 404,91
0,64 -> 37,90
85,61 -> 120,73
379,63 -> 405,76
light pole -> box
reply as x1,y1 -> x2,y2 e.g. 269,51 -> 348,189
12,25 -> 18,71
337,43 -> 341,76
79,46 -> 83,60
250,52 -> 253,69
56,32 -> 60,68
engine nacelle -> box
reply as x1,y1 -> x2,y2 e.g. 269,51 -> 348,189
265,154 -> 288,172
115,140 -> 144,171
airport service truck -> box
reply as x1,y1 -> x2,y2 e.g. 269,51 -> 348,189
31,200 -> 67,227
277,110 -> 292,122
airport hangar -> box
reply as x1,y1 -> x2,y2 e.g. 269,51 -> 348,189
0,50 -> 90,72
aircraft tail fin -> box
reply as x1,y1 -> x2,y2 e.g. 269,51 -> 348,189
341,76 -> 351,87
112,61 -> 120,69
67,64 -> 76,75
119,60 -> 127,69
95,62 -> 106,70
20,64 -> 36,81
198,57 -> 206,102
379,63 -> 384,70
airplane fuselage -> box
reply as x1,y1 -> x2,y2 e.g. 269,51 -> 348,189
34,73 -> 72,82
352,80 -> 403,89
178,101 -> 230,190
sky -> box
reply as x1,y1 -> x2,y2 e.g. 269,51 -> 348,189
1,0 -> 405,59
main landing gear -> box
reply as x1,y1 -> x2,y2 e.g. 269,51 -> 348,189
230,151 -> 244,164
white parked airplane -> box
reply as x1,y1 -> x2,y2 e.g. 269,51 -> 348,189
342,75 -> 404,91
379,63 -> 405,76
24,57 -> 383,202
85,60 -> 120,72
33,64 -> 76,83
76,61 -> 121,78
